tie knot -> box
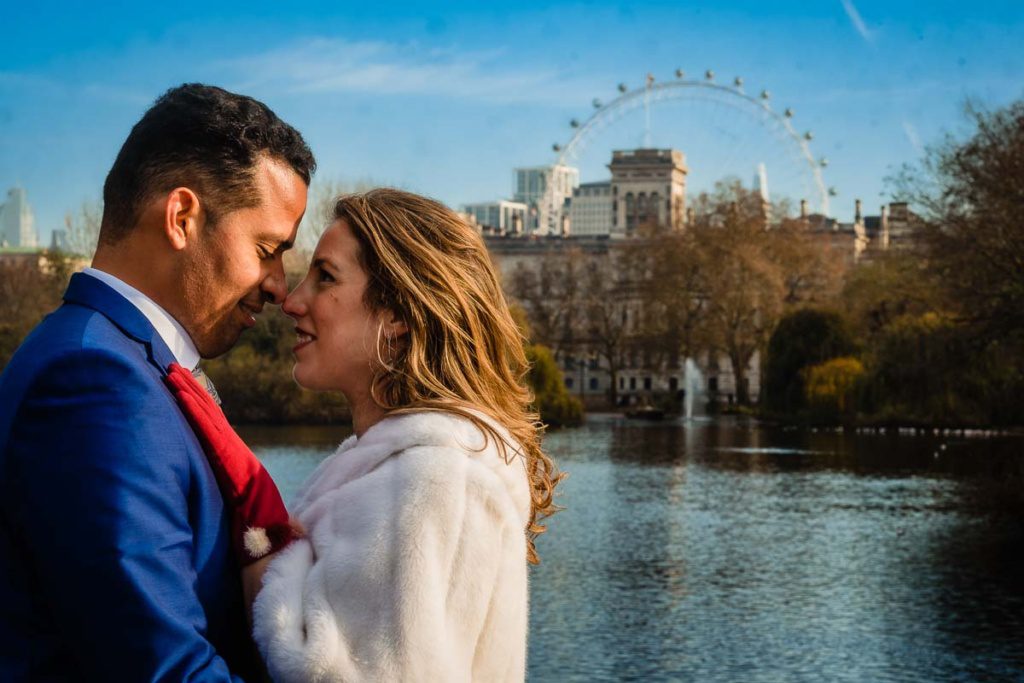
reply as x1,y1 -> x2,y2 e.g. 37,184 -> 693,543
192,366 -> 222,406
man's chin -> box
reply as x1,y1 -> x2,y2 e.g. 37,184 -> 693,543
195,327 -> 246,359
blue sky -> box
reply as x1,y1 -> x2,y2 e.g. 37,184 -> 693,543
2,0 -> 1022,242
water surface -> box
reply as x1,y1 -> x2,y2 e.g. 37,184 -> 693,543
241,416 -> 1024,682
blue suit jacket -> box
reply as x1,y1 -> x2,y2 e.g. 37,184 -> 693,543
0,273 -> 255,681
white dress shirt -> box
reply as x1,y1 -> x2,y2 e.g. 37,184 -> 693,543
83,267 -> 201,370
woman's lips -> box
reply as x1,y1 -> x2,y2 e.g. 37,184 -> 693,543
294,328 -> 316,352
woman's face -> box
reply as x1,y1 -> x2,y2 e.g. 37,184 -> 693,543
283,219 -> 386,396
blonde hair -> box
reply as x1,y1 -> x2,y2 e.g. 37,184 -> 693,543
334,188 -> 562,563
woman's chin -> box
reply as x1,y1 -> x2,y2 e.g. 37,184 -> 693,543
291,363 -> 340,393
291,364 -> 316,390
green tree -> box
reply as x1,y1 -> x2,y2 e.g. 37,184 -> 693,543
763,308 -> 856,414
525,344 -> 583,427
804,356 -> 865,420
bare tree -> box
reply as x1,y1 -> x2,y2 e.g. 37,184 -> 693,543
291,177 -> 381,264
506,248 -> 586,357
892,100 -> 1024,344
635,229 -> 709,371
64,200 -> 102,259
580,250 -> 632,406
690,182 -> 786,404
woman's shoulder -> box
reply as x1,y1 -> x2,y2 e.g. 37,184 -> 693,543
366,410 -> 531,521
293,409 -> 531,525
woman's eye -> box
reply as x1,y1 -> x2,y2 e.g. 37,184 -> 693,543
318,268 -> 335,283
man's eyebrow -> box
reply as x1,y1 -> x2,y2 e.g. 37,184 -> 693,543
259,234 -> 293,251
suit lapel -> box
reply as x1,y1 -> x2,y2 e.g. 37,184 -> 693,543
62,272 -> 179,375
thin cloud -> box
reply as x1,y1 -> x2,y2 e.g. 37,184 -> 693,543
219,38 -> 598,106
902,120 -> 924,154
840,0 -> 873,43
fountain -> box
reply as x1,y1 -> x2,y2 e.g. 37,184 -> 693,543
683,358 -> 704,420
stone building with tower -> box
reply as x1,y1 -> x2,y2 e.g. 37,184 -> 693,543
609,148 -> 687,234
799,197 -> 922,266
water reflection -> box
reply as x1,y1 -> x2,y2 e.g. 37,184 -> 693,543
248,416 -> 1024,682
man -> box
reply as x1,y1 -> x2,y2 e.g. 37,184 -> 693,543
0,83 -> 315,680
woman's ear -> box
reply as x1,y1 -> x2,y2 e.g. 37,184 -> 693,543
383,310 -> 409,340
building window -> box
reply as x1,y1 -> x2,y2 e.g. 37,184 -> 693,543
708,376 -> 718,393
619,377 -> 624,389
669,377 -> 679,391
565,377 -> 574,389
643,377 -> 652,390
629,377 -> 636,390
589,377 -> 599,391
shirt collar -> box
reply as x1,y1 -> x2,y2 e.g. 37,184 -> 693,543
82,267 -> 201,370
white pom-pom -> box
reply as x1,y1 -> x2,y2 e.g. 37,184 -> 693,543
243,526 -> 272,558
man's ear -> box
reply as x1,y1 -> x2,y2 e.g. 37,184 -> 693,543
163,188 -> 202,251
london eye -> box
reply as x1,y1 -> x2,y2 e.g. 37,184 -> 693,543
541,69 -> 833,233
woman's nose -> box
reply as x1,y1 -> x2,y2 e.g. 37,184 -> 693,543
282,282 -> 307,319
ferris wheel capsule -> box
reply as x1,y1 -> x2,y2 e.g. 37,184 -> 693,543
552,143 -> 562,152
705,69 -> 714,81
734,76 -> 743,88
804,131 -> 814,141
570,119 -> 580,128
760,89 -> 771,100
829,187 -> 838,197
617,83 -> 628,93
820,157 -> 829,168
592,98 -> 602,108
784,108 -> 794,118
675,68 -> 685,79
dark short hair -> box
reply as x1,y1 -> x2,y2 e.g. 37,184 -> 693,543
99,83 -> 316,244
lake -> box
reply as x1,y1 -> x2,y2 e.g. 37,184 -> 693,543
240,415 -> 1024,682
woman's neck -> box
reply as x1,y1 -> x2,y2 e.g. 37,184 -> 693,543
349,394 -> 389,438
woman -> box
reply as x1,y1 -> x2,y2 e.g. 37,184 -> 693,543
166,189 -> 561,682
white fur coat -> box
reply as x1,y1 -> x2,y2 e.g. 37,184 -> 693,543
252,410 -> 532,683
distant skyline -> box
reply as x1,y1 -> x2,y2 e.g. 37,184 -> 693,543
2,0 -> 1023,244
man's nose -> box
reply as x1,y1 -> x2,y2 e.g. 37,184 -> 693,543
261,261 -> 288,305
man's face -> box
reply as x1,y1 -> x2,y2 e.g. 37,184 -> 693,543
179,157 -> 308,358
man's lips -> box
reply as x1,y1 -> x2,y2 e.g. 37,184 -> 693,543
238,302 -> 263,328
294,326 -> 316,352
